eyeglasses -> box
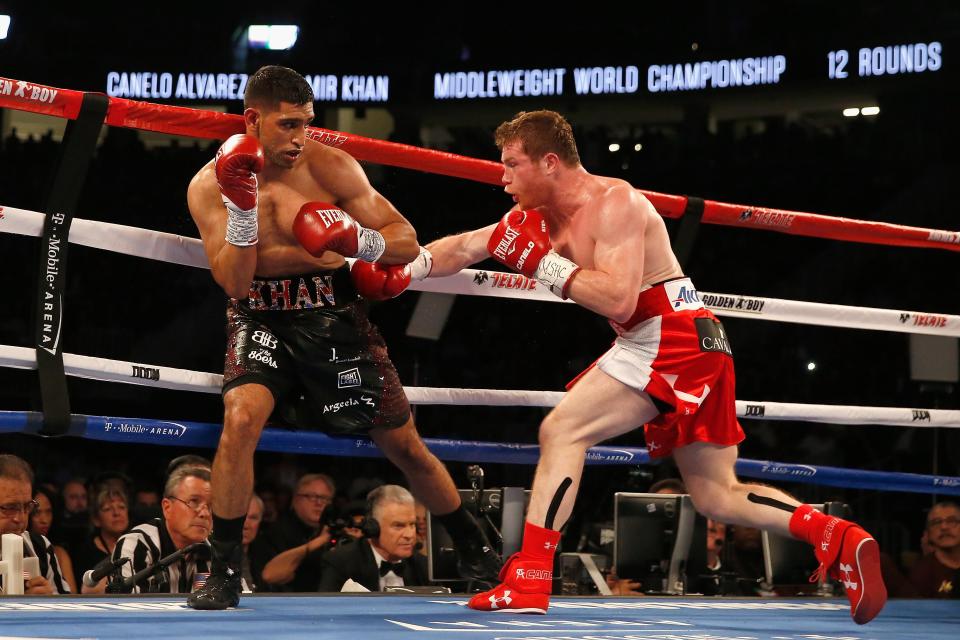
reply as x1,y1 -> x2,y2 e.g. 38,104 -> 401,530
0,500 -> 40,517
296,493 -> 333,505
167,496 -> 211,513
928,516 -> 960,528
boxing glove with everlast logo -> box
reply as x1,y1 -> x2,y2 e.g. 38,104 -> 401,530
293,202 -> 386,262
486,210 -> 580,299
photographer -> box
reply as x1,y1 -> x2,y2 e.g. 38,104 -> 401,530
253,474 -> 334,591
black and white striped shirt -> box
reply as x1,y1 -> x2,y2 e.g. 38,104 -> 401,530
21,531 -> 70,594
111,518 -> 210,593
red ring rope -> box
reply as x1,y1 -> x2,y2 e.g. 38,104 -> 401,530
1,75 -> 956,251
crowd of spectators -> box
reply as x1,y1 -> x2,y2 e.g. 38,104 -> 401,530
2,452 -> 957,597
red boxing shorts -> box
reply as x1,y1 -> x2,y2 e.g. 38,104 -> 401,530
571,277 -> 745,458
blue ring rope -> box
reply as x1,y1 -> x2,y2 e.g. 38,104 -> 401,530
2,410 -> 957,496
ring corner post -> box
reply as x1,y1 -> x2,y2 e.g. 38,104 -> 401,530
33,92 -> 109,436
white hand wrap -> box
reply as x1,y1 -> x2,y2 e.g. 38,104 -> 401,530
355,226 -> 386,262
223,196 -> 258,247
407,246 -> 433,281
533,250 -> 581,299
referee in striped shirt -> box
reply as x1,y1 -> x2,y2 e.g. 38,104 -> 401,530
111,465 -> 213,593
0,454 -> 70,594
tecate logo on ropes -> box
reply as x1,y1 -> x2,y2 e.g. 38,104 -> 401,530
738,208 -> 795,228
899,313 -> 948,328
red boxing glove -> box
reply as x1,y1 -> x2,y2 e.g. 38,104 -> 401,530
216,134 -> 264,247
486,210 -> 551,278
215,134 -> 264,212
350,261 -> 411,301
293,202 -> 386,262
487,210 -> 581,299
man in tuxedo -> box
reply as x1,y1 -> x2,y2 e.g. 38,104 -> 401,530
318,485 -> 428,591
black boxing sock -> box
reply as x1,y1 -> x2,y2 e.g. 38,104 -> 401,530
212,514 -> 245,546
435,504 -> 483,547
210,515 -> 247,550
210,515 -> 245,569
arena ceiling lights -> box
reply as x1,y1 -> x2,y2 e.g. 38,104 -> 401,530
247,25 -> 299,51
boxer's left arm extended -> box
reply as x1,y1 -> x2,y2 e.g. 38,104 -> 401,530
488,189 -> 646,322
345,221 -> 498,300
422,223 -> 499,277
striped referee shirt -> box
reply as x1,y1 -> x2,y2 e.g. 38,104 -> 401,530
111,517 -> 211,593
21,531 -> 71,594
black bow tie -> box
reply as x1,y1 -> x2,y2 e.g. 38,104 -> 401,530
379,560 -> 404,577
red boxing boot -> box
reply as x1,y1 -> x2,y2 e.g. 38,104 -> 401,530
467,521 -> 560,614
790,505 -> 887,624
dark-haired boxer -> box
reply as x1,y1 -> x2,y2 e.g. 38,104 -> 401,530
406,110 -> 886,624
185,65 -> 499,609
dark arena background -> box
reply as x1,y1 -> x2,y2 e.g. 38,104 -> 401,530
0,2 -> 958,638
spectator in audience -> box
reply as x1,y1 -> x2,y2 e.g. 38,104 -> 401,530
706,519 -> 727,572
28,486 -> 78,592
318,485 -> 428,591
909,501 -> 960,598
61,479 -> 88,517
130,486 -> 162,526
649,478 -> 686,494
241,494 -> 265,591
0,454 -> 70,594
58,477 -> 90,556
253,473 -> 335,591
258,486 -> 280,528
111,465 -> 212,593
77,486 -> 131,593
415,501 -> 429,557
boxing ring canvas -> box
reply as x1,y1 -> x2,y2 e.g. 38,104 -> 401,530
0,595 -> 955,639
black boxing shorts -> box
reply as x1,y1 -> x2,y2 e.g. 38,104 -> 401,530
222,264 -> 410,434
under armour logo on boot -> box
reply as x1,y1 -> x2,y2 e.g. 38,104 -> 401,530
840,562 -> 858,591
489,590 -> 513,609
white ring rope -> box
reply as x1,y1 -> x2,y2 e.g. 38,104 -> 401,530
0,344 -> 957,428
3,204 -> 958,337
